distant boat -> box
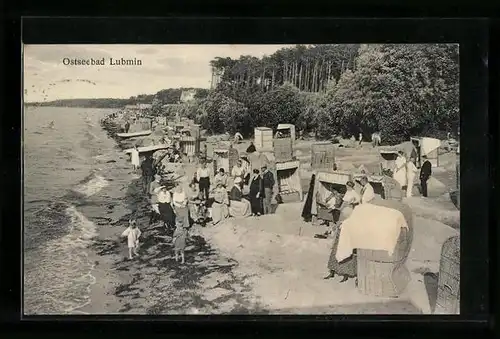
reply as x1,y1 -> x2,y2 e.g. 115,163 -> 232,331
123,144 -> 171,154
47,121 -> 55,129
116,130 -> 152,138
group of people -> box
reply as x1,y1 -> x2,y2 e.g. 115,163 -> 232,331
318,176 -> 376,284
194,156 -> 277,226
393,151 -> 432,198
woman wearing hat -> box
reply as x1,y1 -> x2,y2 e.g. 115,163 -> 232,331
228,177 -> 251,217
211,182 -> 230,225
248,168 -> 264,216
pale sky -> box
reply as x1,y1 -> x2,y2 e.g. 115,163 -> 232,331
23,44 -> 294,102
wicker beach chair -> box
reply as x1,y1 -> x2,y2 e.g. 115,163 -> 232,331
356,199 -> 414,298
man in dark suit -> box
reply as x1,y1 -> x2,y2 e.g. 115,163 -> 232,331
419,155 -> 432,197
261,165 -> 275,215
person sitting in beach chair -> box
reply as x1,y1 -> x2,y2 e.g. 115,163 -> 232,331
316,189 -> 343,235
213,168 -> 229,189
211,182 -> 230,226
234,132 -> 244,144
228,177 -> 251,217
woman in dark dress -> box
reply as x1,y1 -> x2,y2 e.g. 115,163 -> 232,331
301,173 -> 316,221
248,169 -> 264,216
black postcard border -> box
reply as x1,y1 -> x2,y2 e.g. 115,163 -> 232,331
1,16 -> 494,336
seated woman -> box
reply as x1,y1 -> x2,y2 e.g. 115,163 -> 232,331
211,182 -> 230,225
187,182 -> 206,224
228,177 -> 251,217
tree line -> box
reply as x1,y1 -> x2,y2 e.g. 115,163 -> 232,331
189,44 -> 458,144
25,87 -> 210,108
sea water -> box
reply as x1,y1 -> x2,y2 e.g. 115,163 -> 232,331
23,106 -> 117,315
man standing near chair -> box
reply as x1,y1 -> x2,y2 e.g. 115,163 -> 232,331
196,161 -> 211,204
261,165 -> 275,215
420,155 -> 432,197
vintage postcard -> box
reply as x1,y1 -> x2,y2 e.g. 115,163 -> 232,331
23,44 -> 460,315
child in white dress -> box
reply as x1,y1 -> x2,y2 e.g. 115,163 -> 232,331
121,219 -> 142,259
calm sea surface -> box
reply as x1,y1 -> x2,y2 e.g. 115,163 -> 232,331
23,106 -> 117,314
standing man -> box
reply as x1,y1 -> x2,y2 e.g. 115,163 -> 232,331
261,165 -> 275,215
420,155 -> 432,197
196,161 -> 211,203
125,120 -> 131,133
140,155 -> 156,195
358,132 -> 363,147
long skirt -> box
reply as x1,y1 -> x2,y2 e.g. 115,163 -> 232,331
327,226 -> 357,277
249,195 -> 263,215
301,174 -> 316,220
175,206 -> 190,229
211,201 -> 229,224
229,199 -> 251,217
158,202 -> 175,228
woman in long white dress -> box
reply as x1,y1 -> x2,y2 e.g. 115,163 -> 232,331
406,158 -> 418,198
393,151 -> 407,192
131,145 -> 140,171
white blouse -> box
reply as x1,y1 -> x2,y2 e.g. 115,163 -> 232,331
157,190 -> 171,203
172,191 -> 187,208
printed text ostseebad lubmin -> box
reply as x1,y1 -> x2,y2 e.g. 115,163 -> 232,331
62,57 -> 143,66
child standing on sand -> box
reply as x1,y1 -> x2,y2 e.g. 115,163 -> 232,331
121,219 -> 142,260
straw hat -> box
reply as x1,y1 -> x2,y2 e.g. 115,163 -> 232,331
234,177 -> 242,184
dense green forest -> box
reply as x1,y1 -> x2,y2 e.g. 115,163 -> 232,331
25,87 -> 210,108
191,44 -> 459,144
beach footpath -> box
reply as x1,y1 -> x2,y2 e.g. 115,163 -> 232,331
74,118 -> 268,314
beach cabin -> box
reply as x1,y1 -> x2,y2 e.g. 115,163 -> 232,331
212,148 -> 239,174
254,127 -> 273,152
410,137 -> 441,168
311,142 -> 336,172
351,173 -> 404,202
309,170 -> 353,222
179,136 -> 197,157
275,160 -> 303,203
273,138 -> 294,163
276,124 -> 296,146
379,141 -> 418,175
174,123 -> 185,135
